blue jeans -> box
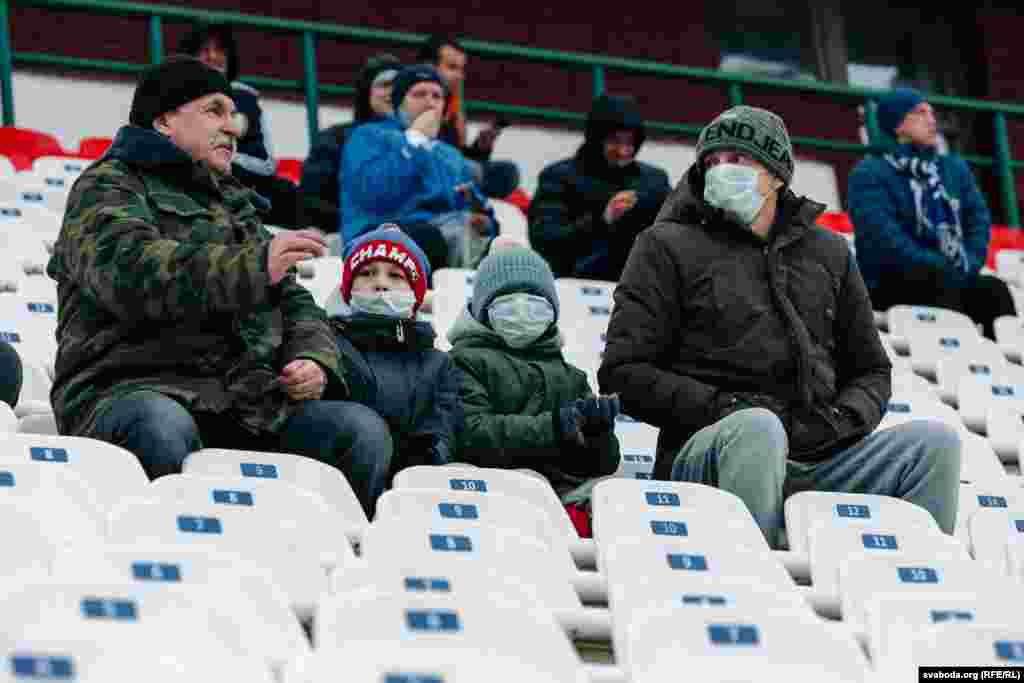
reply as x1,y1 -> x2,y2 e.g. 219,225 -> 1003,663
671,408 -> 962,547
93,390 -> 393,515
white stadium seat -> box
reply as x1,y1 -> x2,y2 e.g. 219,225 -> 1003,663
426,268 -> 475,351
31,156 -> 89,180
393,465 -> 580,541
490,198 -> 529,246
295,255 -> 342,308
182,448 -> 368,537
611,413 -> 659,481
993,315 -> 1024,364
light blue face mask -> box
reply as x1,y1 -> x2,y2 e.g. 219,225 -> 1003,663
487,293 -> 555,349
703,163 -> 768,226
349,290 -> 418,319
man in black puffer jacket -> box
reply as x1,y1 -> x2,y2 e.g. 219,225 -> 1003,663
599,105 -> 961,547
529,94 -> 671,281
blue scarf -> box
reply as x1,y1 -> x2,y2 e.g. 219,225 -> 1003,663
885,145 -> 968,273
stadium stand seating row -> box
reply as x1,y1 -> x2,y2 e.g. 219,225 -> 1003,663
7,123 -> 1024,680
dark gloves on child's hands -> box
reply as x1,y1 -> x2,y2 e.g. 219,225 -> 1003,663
554,400 -> 586,449
575,394 -> 621,434
556,394 -> 622,479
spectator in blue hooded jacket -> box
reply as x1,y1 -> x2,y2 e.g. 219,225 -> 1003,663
848,88 -> 1014,338
341,64 -> 496,272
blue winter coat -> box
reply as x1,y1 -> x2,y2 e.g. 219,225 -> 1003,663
330,314 -> 461,470
847,147 -> 991,293
340,116 -> 476,242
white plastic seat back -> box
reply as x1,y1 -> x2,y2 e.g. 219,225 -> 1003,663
621,604 -> 869,683
592,493 -> 767,563
896,624 -> 1024,677
286,642 -> 585,683
315,586 -> 582,675
592,478 -> 760,548
994,314 -> 1024,363
838,554 -> 1009,631
959,432 -> 1009,484
0,403 -> 15,433
784,490 -> 943,556
0,294 -> 57,369
106,499 -> 337,613
0,461 -> 106,533
393,465 -> 579,541
357,518 -> 580,610
807,523 -> 969,600
0,500 -> 103,584
182,447 -> 368,532
874,389 -> 964,434
0,580 -> 264,668
16,411 -> 58,435
887,304 -> 979,340
906,327 -> 986,378
49,543 -> 310,672
429,268 -> 475,351
984,406 -> 1024,461
934,344 -> 1012,405
612,414 -> 659,480
0,176 -> 69,214
959,372 -> 1024,434
490,199 -> 529,246
295,255 -> 342,308
968,506 -> 1024,576
31,156 -> 89,180
0,636 -> 275,683
0,199 -> 61,233
374,487 -> 559,556
150,473 -> 354,558
955,482 -> 1021,547
0,432 -> 149,502
864,592 -> 1024,673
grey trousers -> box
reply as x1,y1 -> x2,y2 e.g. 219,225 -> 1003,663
670,408 -> 962,547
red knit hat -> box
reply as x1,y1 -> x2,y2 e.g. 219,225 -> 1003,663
340,224 -> 431,314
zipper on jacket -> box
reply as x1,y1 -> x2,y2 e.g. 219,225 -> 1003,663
396,322 -> 405,343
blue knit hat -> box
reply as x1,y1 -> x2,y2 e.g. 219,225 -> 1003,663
876,88 -> 925,139
471,246 -> 559,324
391,63 -> 447,110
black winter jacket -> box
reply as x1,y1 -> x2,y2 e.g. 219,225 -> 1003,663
598,165 -> 892,478
331,314 -> 461,471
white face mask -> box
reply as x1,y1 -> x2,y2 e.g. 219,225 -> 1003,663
703,163 -> 768,226
349,290 -> 418,319
487,293 -> 555,349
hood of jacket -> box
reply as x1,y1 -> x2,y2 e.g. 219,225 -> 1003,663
177,23 -> 240,83
447,307 -> 563,357
656,162 -> 826,244
354,53 -> 402,125
577,94 -> 647,177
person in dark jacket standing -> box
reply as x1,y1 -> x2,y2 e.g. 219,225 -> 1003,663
179,22 -> 306,229
300,54 -> 401,233
529,94 -> 671,281
848,88 -> 1013,339
598,105 -> 962,547
329,225 -> 461,483
448,244 -> 621,515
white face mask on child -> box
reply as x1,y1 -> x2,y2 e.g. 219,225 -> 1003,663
349,290 -> 418,319
487,293 -> 555,348
703,163 -> 768,226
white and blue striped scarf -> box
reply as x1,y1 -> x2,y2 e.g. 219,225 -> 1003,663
885,147 -> 968,273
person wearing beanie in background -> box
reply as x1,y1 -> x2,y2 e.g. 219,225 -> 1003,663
599,105 -> 962,548
341,63 -> 497,272
179,23 -> 307,230
48,57 -> 392,516
300,53 -> 402,233
848,88 -> 1012,339
327,224 -> 461,484
448,244 -> 621,530
529,94 -> 671,281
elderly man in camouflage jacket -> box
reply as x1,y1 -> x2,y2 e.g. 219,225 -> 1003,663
48,57 -> 392,514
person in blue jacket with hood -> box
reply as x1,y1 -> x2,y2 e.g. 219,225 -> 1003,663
341,64 -> 496,272
848,88 -> 1014,338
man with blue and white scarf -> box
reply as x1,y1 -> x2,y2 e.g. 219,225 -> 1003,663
849,88 -> 1014,338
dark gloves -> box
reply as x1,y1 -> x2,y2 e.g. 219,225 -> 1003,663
554,395 -> 621,478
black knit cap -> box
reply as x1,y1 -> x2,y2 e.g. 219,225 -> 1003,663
129,56 -> 234,128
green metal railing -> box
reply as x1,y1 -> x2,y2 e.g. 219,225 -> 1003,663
1,0 -> 1022,224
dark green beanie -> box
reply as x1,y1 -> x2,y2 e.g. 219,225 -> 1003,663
695,105 -> 794,184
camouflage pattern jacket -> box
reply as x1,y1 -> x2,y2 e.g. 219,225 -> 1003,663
47,125 -> 345,437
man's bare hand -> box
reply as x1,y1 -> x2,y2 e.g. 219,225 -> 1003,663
469,212 -> 492,236
268,229 -> 326,284
279,359 -> 326,401
410,108 -> 442,139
